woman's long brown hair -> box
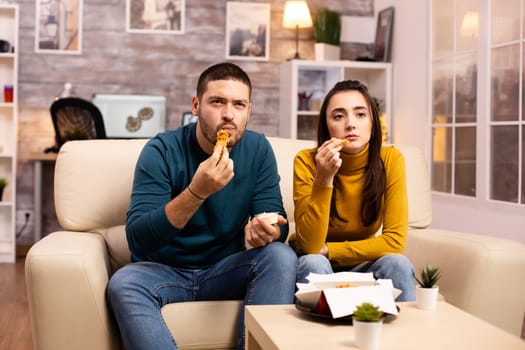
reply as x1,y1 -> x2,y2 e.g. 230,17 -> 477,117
317,80 -> 386,226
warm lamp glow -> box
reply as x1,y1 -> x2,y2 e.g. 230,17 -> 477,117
282,1 -> 313,60
282,1 -> 313,29
460,11 -> 479,37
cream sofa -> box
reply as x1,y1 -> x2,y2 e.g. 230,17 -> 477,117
25,137 -> 525,350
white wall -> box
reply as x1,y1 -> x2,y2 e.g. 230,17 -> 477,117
375,0 -> 429,151
375,0 -> 525,244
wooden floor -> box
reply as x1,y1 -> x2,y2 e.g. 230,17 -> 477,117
0,257 -> 33,350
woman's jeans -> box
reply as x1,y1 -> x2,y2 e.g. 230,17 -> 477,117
107,242 -> 297,350
297,253 -> 416,301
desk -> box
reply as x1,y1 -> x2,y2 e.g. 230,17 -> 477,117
245,302 -> 525,350
29,152 -> 57,242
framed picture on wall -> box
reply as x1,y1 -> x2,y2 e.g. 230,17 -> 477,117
373,6 -> 395,62
225,2 -> 270,61
35,0 -> 83,54
127,0 -> 185,34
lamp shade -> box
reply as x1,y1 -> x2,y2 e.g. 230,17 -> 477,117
460,11 -> 479,37
283,1 -> 313,29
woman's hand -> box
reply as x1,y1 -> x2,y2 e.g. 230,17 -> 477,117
314,138 -> 344,186
319,244 -> 328,257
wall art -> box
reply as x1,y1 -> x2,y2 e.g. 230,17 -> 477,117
35,0 -> 83,54
127,0 -> 185,34
226,2 -> 270,61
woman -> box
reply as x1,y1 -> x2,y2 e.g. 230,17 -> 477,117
289,80 -> 415,301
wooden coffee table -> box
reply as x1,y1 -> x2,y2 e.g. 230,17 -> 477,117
245,301 -> 525,349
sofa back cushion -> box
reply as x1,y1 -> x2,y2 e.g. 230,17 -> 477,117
54,137 -> 432,270
54,139 -> 147,231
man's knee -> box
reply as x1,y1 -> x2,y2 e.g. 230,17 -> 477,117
262,242 -> 297,268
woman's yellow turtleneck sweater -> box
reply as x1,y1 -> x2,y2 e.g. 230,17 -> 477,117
291,144 -> 408,268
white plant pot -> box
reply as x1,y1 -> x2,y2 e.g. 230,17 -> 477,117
416,285 -> 439,310
314,43 -> 341,61
353,320 -> 382,350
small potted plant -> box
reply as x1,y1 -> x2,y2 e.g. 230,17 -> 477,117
313,7 -> 341,60
415,265 -> 442,310
0,177 -> 7,201
352,302 -> 383,350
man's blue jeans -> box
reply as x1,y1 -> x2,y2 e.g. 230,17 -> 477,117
107,242 -> 297,350
296,253 -> 416,301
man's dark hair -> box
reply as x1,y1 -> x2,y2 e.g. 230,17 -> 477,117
196,62 -> 252,100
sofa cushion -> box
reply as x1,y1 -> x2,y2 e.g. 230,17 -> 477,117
395,145 -> 432,228
54,139 -> 146,232
55,138 -> 433,272
96,225 -> 130,272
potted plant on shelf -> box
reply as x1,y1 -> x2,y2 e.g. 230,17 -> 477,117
313,7 -> 341,61
415,265 -> 442,310
352,302 -> 383,350
0,178 -> 7,201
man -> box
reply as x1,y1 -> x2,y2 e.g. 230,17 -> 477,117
107,62 -> 297,350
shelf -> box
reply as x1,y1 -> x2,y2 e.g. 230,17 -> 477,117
0,4 -> 17,263
279,60 -> 392,141
297,111 -> 319,116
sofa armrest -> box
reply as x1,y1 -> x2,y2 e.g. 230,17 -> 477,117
406,228 -> 525,337
25,231 -> 119,350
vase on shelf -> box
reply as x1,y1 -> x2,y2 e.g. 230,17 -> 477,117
314,43 -> 340,61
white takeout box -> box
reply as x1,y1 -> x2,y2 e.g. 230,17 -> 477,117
295,272 -> 400,319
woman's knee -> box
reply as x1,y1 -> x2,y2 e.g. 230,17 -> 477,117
379,254 -> 414,275
297,254 -> 333,277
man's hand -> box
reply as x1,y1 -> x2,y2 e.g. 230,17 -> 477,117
245,214 -> 287,248
189,145 -> 234,199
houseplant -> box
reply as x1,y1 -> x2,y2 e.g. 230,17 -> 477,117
313,8 -> 341,60
352,302 -> 383,350
415,265 -> 442,310
0,177 -> 7,201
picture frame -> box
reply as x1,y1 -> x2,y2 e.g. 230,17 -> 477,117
181,111 -> 197,126
126,0 -> 185,34
225,2 -> 270,61
373,6 -> 395,62
35,0 -> 83,54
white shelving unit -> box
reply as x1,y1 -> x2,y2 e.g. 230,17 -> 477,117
0,4 -> 18,263
279,60 -> 392,141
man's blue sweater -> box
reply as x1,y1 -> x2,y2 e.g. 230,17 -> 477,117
126,123 -> 288,268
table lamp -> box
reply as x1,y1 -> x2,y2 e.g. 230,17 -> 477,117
282,1 -> 313,60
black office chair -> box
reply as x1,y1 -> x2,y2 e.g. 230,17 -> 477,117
46,97 -> 106,153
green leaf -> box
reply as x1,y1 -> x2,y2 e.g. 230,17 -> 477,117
313,8 -> 341,45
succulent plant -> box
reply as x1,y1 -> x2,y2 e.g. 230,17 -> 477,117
0,178 -> 7,189
415,265 -> 441,288
352,302 -> 383,322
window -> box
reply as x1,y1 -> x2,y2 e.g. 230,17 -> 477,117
490,0 -> 524,203
431,0 -> 478,197
431,0 -> 525,205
